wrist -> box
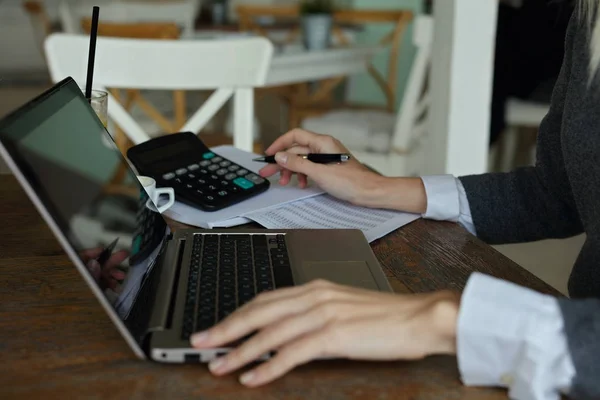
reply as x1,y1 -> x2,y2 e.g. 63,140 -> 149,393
427,290 -> 460,356
359,176 -> 427,213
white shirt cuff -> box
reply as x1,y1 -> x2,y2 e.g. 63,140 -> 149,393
458,273 -> 575,400
420,175 -> 477,235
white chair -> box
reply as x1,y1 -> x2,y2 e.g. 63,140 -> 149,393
301,15 -> 433,177
499,98 -> 549,171
58,0 -> 200,38
44,33 -> 273,152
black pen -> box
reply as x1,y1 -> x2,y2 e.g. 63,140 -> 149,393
96,238 -> 119,266
253,154 -> 351,164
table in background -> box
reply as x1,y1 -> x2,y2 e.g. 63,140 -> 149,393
0,174 -> 560,399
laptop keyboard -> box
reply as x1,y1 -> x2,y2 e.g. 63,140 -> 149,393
181,234 -> 294,340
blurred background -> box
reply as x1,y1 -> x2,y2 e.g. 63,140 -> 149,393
0,0 -> 584,295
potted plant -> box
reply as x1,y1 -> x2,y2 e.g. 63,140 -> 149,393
299,0 -> 335,50
211,0 -> 227,25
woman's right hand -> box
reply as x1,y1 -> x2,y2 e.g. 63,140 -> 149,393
258,129 -> 390,207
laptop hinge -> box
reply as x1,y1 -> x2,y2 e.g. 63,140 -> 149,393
147,236 -> 186,333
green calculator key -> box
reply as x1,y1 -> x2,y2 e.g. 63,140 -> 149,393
202,152 -> 215,160
132,236 -> 142,254
233,177 -> 254,190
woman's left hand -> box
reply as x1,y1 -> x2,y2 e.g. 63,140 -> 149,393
190,280 -> 460,387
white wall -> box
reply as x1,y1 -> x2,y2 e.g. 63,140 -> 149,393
427,0 -> 497,175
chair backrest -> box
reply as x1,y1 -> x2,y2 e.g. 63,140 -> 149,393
80,21 -> 185,141
44,33 -> 273,149
236,5 -> 413,111
81,19 -> 181,40
22,0 -> 53,61
59,0 -> 200,38
391,15 -> 434,153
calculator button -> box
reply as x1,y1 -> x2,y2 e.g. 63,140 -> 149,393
205,195 -> 215,202
202,152 -> 215,160
187,173 -> 196,179
174,177 -> 183,184
233,177 -> 255,190
188,164 -> 199,171
197,178 -> 207,185
216,168 -> 228,176
236,169 -> 249,176
220,180 -> 229,186
176,168 -> 187,175
228,165 -> 240,172
218,190 -> 228,197
210,174 -> 219,181
195,189 -> 204,195
208,164 -> 219,171
225,173 -> 237,180
219,160 -> 231,167
211,156 -> 223,163
208,185 -> 217,191
185,183 -> 194,189
199,160 -> 211,167
246,173 -> 265,184
199,169 -> 209,175
162,172 -> 176,181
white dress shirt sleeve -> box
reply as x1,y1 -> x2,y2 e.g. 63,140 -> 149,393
419,175 -> 576,399
458,273 -> 575,400
420,175 -> 476,235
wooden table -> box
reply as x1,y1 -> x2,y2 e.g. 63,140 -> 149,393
0,174 -> 560,399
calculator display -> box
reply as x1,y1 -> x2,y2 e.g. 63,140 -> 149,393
138,140 -> 194,164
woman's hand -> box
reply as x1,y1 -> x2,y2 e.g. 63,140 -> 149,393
80,247 -> 129,290
190,280 -> 460,387
259,129 -> 427,213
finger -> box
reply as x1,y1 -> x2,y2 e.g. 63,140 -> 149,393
209,302 -> 338,375
87,260 -> 101,281
298,173 -> 308,188
105,250 -> 129,269
259,164 -> 280,178
81,247 -> 103,260
265,129 -> 325,155
191,281 -> 338,348
274,151 -> 325,177
279,169 -> 293,186
259,145 -> 311,179
109,268 -> 127,281
238,327 -> 337,387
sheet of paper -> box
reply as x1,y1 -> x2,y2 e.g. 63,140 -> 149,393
163,145 -> 324,228
245,195 -> 420,242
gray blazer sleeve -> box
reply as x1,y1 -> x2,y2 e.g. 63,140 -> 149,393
557,299 -> 600,399
458,16 -> 583,245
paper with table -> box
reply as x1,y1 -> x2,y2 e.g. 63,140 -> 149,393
163,146 -> 420,241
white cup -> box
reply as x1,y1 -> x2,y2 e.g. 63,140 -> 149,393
137,176 -> 175,213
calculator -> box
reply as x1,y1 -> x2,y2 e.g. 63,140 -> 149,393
126,132 -> 270,212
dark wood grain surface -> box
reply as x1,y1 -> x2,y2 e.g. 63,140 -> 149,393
0,174 -> 560,399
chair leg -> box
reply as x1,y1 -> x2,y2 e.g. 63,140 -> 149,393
233,88 -> 254,152
500,126 -> 519,172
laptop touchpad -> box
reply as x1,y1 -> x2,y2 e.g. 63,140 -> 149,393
300,261 -> 379,290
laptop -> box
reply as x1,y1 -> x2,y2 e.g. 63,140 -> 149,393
0,78 -> 392,363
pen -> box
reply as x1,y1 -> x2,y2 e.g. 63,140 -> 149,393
253,154 -> 351,164
96,238 -> 119,265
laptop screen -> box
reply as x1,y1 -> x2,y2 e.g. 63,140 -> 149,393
0,79 -> 169,321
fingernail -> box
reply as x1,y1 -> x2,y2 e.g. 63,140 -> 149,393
275,152 -> 288,164
209,357 -> 225,372
240,371 -> 255,385
190,331 -> 208,346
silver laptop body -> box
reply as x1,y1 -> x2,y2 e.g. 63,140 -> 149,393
0,78 -> 391,363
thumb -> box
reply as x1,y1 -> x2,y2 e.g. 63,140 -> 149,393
275,151 -> 321,176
